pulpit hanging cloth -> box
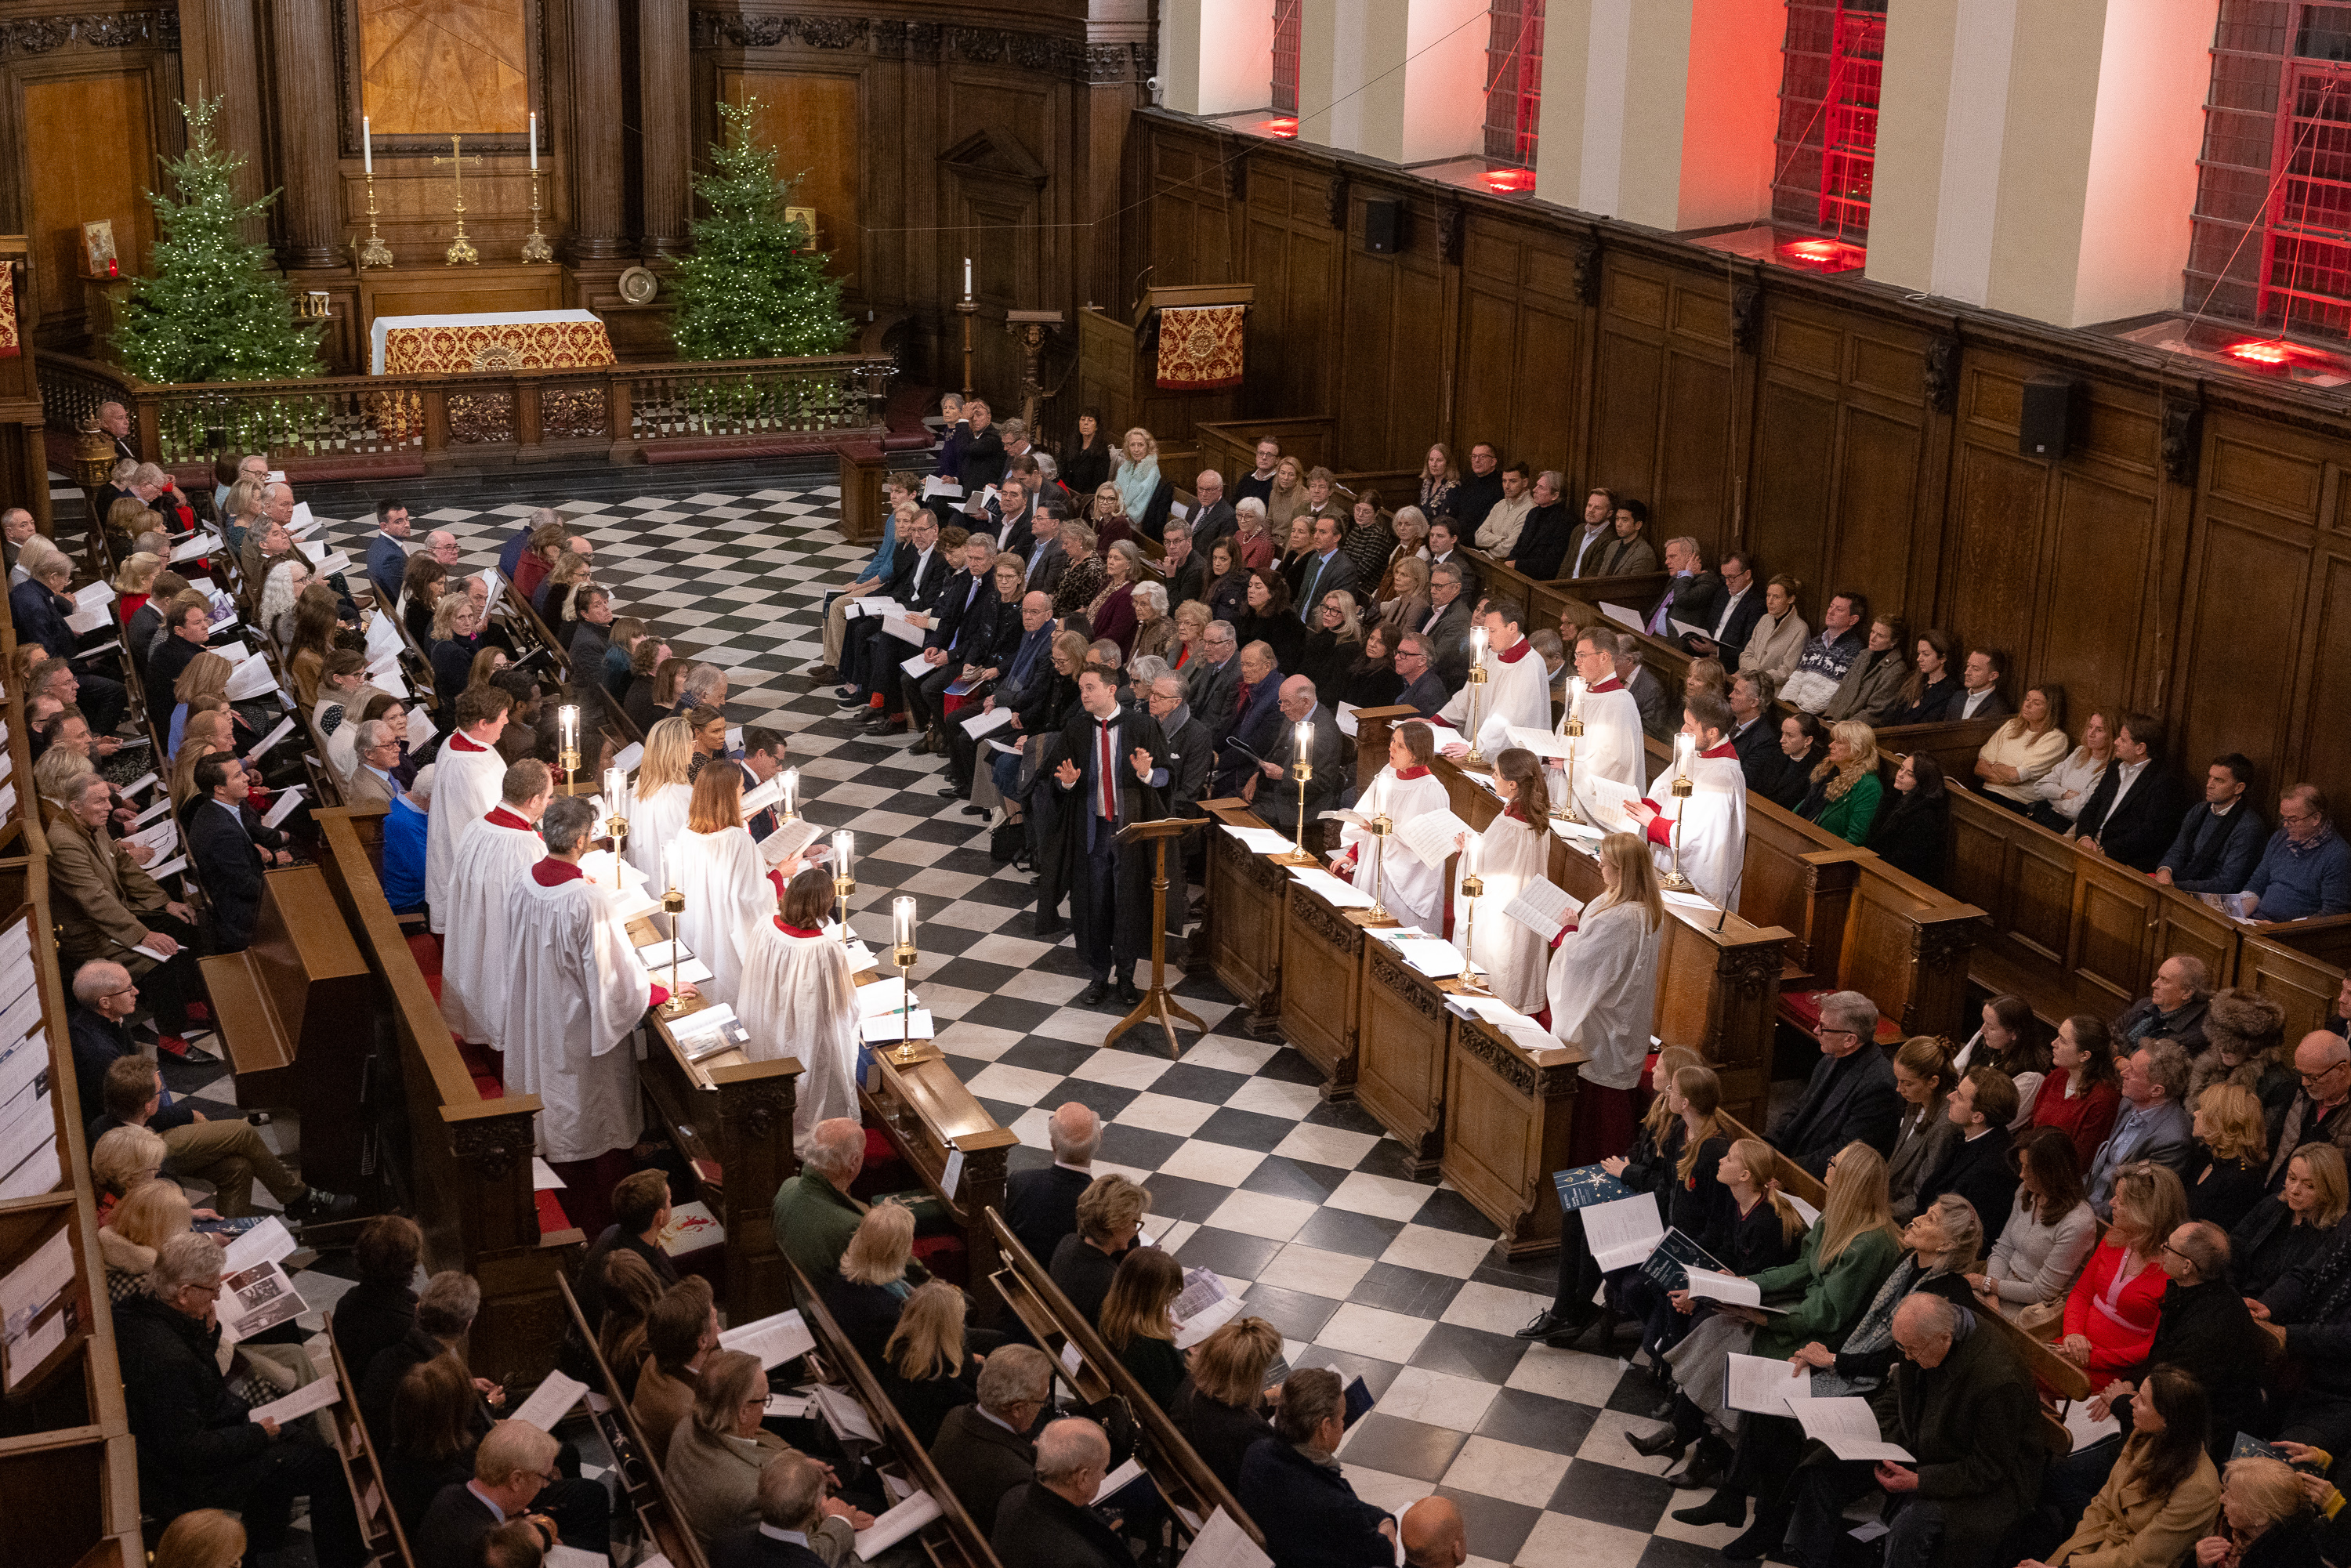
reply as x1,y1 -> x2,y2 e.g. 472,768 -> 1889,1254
1153,303 -> 1245,390
0,264 -> 19,359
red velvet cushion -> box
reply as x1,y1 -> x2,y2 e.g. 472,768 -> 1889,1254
911,1234 -> 967,1287
1777,988 -> 1904,1045
533,1189 -> 571,1237
407,932 -> 443,979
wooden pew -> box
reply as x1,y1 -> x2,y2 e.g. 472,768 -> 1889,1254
1277,871 -> 1370,1103
860,1045 -> 1020,1326
310,806 -> 585,1385
2234,933 -> 2347,1045
1443,1009 -> 1592,1258
781,1254 -> 1005,1567
983,1209 -> 1268,1555
197,866 -> 379,1197
1193,798 -> 1287,1037
324,1320 -> 421,1568
553,1276 -> 715,1568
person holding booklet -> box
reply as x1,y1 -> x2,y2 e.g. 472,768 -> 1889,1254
438,761 -> 552,1048
737,867 -> 861,1156
1559,628 -> 1646,827
1549,832 -> 1667,1162
621,718 -> 696,891
1593,1065 -> 1733,1352
1451,747 -> 1556,1012
1099,1248 -> 1188,1409
671,766 -> 799,1008
1636,1137 -> 1808,1364
1331,719 -> 1451,931
1626,693 -> 1749,910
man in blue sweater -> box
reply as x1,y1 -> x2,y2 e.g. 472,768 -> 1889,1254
2242,784 -> 2351,922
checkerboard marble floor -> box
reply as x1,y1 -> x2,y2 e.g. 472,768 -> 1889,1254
245,464 -> 1792,1568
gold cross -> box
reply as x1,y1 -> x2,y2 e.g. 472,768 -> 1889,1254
433,136 -> 484,265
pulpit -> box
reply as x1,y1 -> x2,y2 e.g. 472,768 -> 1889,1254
1077,284 -> 1255,450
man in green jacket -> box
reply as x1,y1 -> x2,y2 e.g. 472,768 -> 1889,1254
770,1117 -> 931,1305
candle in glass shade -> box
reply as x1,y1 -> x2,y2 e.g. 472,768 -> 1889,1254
604,767 -> 626,815
1295,720 -> 1313,761
893,896 -> 916,949
832,830 -> 854,882
559,704 -> 578,753
528,112 -> 538,171
1465,835 -> 1480,877
781,767 -> 799,817
1675,731 -> 1696,777
1471,626 -> 1487,660
362,117 -> 372,175
663,840 -> 678,891
963,256 -> 973,298
1568,675 -> 1585,717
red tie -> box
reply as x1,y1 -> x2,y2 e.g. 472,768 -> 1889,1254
1234,680 -> 1253,712
1098,720 -> 1117,820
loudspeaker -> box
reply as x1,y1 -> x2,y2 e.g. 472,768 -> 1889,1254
2020,376 -> 2079,460
1364,199 -> 1406,255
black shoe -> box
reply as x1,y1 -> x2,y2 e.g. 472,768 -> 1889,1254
1672,1490 -> 1748,1529
1625,1425 -> 1686,1463
288,1186 -> 360,1224
866,715 -> 908,736
1513,1307 -> 1588,1342
1080,981 -> 1112,1005
1668,1434 -> 1731,1490
962,803 -> 990,817
1722,1510 -> 1790,1562
1115,979 -> 1143,1006
938,780 -> 968,798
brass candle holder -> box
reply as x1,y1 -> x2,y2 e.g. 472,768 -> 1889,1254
891,896 -> 922,1065
521,168 -> 553,265
1348,813 -> 1400,928
659,884 -> 690,1015
1271,728 -> 1317,866
1555,712 -> 1584,824
1462,660 -> 1490,767
357,171 -> 393,269
1661,773 -> 1697,892
1457,869 -> 1488,994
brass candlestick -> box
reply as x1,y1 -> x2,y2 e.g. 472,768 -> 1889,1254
1556,713 -> 1584,824
953,299 -> 977,399
1458,870 -> 1488,994
1462,661 -> 1490,766
660,884 -> 690,1015
604,813 -> 629,859
521,169 -> 553,264
835,871 -> 857,943
1661,773 -> 1696,892
1271,755 -> 1317,865
893,943 -> 920,1064
434,136 -> 483,266
358,171 -> 393,269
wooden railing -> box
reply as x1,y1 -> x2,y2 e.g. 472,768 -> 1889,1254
40,349 -> 896,474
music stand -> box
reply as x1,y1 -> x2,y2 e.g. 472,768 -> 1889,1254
1105,817 -> 1206,1057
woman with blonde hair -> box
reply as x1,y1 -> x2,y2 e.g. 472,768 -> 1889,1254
1089,480 -> 1135,548
2231,1142 -> 2347,1297
880,1280 -> 979,1445
669,762 -> 786,1006
1099,1245 -> 1186,1408
821,1201 -> 918,1365
2188,1083 -> 2273,1231
1301,587 -> 1364,694
1264,454 -> 1307,535
538,545 -> 592,625
1113,425 -> 1161,521
623,716 -> 695,888
168,651 -> 236,755
1172,1316 -> 1285,1491
738,867 -> 859,1154
2063,1161 -> 2191,1378
154,1510 -> 248,1568
102,1175 -> 194,1303
2031,706 -> 2117,831
1446,745 -> 1550,1010
1417,444 -> 1459,516
112,549 -> 163,612
1379,555 -> 1431,636
426,592 -> 484,706
1170,597 -> 1210,669
1053,1173 -> 1150,1324
169,715 -> 230,809
1797,719 -> 1882,844
1974,682 -> 2071,813
1549,831 -> 1667,1162
1639,1142 -> 1900,1479
90,1124 -> 168,1223
1088,538 -> 1143,653
2192,1456 -> 2317,1568
1598,1066 -> 1734,1353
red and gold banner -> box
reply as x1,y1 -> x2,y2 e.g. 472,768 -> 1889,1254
0,263 -> 20,360
1154,303 -> 1244,390
379,318 -> 615,376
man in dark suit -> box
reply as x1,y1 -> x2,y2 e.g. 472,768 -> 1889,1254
364,499 -> 414,607
1683,550 -> 1764,669
1015,509 -> 1068,601
1504,471 -> 1578,581
413,1422 -> 565,1568
146,593 -> 213,727
948,591 -> 1055,800
933,1347 -> 1055,1534
1393,634 -> 1449,717
1186,469 -> 1237,557
2070,714 -> 2190,874
1158,519 -> 1207,607
838,509 -> 948,731
986,470 -> 1038,558
1147,672 -> 1215,811
1613,636 -> 1673,742
991,1419 -> 1131,1568
1415,563 -> 1476,686
1186,621 -> 1244,742
571,1170 -> 679,1342
1729,668 -> 1780,790
738,727 -> 788,842
68,959 -> 193,1134
1442,442 -> 1505,535
711,1453 -> 849,1568
1004,1103 -> 1099,1266
1050,667 -> 1171,1005
1291,514 -> 1357,620
1211,641 -> 1284,798
905,533 -> 1002,751
1953,647 -> 2015,721
1915,1069 -> 2020,1226
1249,675 -> 1346,835
1644,536 -> 1726,640
1425,520 -> 1477,603
1768,990 -> 1901,1177
182,755 -> 281,954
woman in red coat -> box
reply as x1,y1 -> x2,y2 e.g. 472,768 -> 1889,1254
2059,1161 -> 2188,1379
2032,1013 -> 2126,1171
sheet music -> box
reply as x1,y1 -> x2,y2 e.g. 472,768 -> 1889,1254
262,788 -> 306,829
740,773 -> 788,817
1335,704 -> 1359,738
2063,1400 -> 2121,1450
1598,601 -> 1643,632
760,819 -> 821,866
1682,1267 -> 1768,1309
899,650 -> 933,678
813,1383 -> 878,1444
221,1216 -> 297,1274
1220,824 -> 1295,855
1794,1397 -> 1913,1461
247,715 -> 298,762
1500,877 -> 1581,940
1291,867 -> 1378,910
1786,1193 -> 1820,1228
1505,725 -> 1576,760
853,1490 -> 942,1560
719,1309 -> 814,1369
1726,1352 -> 1813,1418
860,1010 -> 934,1044
510,1371 -> 588,1432
1577,771 -> 1644,831
1178,1508 -> 1273,1568
611,742 -> 643,774
1582,1193 -> 1667,1271
1393,938 -> 1464,978
1394,808 -> 1473,870
880,614 -> 928,646
960,705 -> 1015,737
225,658 -> 282,702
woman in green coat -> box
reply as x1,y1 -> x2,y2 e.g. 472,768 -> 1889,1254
1798,719 -> 1886,846
1629,1140 -> 1904,1483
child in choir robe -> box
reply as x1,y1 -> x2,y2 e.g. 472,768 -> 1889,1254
426,685 -> 516,931
1628,691 -> 1748,911
623,717 -> 694,890
670,764 -> 798,1007
1335,719 -> 1449,930
1551,831 -> 1667,1164
1452,746 -> 1552,1014
738,867 -> 860,1157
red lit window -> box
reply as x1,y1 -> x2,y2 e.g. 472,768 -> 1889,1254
1273,0 -> 1302,115
1771,0 -> 1887,244
1483,0 -> 1545,170
2189,2 -> 2351,341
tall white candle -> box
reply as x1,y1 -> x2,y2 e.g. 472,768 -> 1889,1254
963,256 -> 973,299
362,117 -> 372,175
528,111 -> 538,171
1675,731 -> 1696,777
832,830 -> 854,882
781,767 -> 798,817
893,896 -> 916,949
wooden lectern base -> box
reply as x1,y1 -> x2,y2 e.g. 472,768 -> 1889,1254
1105,817 -> 1207,1058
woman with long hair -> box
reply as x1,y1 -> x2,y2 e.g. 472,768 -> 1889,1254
1089,538 -> 1143,653
1797,719 -> 1883,844
665,1351 -> 795,1547
821,1203 -> 920,1367
596,1248 -> 665,1397
1417,444 -> 1459,517
879,1280 -> 979,1447
1277,512 -> 1316,602
670,763 -> 786,1006
1264,454 -> 1308,535
1378,506 -> 1433,600
1549,832 -> 1668,1163
1234,567 -> 1303,672
1204,538 -> 1251,628
1113,425 -> 1161,522
168,651 -> 236,755
737,867 -> 860,1154
258,557 -> 311,645
1342,621 -> 1404,708
1867,751 -> 1950,882
1955,994 -> 2050,1128
284,585 -> 342,708
1379,555 -> 1431,637
1886,1035 -> 1961,1222
1976,683 -> 2071,813
1089,480 -> 1135,549
1064,409 -> 1111,494
1099,1246 -> 1187,1409
1172,1316 -> 1286,1493
2188,1084 -> 2273,1232
1887,628 -> 1961,726
400,555 -> 448,650
1971,1126 -> 2099,1321
1331,720 -> 1451,932
623,716 -> 696,889
1636,1136 -> 1809,1365
2062,1161 -> 2191,1378
384,1355 -> 482,1534
2034,1366 -> 2222,1568
2230,1143 -> 2348,1298
1300,587 -> 1364,693
2031,706 -> 2117,831
427,592 -> 482,708
1605,1066 -> 1733,1349
154,1511 -> 247,1568
2033,1013 -> 2127,1168
1444,746 -> 1552,1010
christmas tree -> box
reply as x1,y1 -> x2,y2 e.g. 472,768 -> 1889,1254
111,97 -> 321,383
669,100 -> 850,361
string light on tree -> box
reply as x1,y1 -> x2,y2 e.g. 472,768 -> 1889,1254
668,98 -> 851,361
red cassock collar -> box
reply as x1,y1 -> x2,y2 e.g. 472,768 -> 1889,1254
775,921 -> 824,937
449,733 -> 490,753
1495,636 -> 1533,664
1701,741 -> 1737,760
485,807 -> 533,831
1588,677 -> 1624,693
1396,766 -> 1431,780
531,859 -> 585,886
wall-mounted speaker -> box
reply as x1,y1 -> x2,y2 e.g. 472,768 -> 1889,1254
1364,199 -> 1406,255
2020,376 -> 2080,460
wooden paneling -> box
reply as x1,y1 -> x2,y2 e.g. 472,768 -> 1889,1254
725,69 -> 863,292
22,73 -> 155,323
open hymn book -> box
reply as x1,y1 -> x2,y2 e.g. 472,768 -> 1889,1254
1722,1353 -> 1911,1458
1499,876 -> 1581,943
1394,808 -> 1475,871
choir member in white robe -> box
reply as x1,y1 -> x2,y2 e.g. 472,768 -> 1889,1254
425,687 -> 516,932
622,716 -> 695,891
1628,693 -> 1748,911
1560,629 -> 1645,828
502,796 -> 683,1165
669,763 -> 796,1007
1548,831 -> 1665,1164
440,759 -> 552,1045
1453,748 -> 1553,1014
736,866 -> 860,1157
1334,719 -> 1451,931
1432,605 -> 1551,759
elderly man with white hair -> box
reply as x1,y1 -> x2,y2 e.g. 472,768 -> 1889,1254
772,1117 -> 927,1304
990,1417 -> 1128,1568
1004,1103 -> 1103,1266
933,1344 -> 1057,1532
1766,988 -> 1900,1178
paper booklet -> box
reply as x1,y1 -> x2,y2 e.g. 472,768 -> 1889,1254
218,1258 -> 307,1344
899,650 -> 933,678
921,476 -> 963,499
1503,724 -> 1577,761
814,1384 -> 879,1445
853,1489 -> 943,1561
1290,867 -> 1378,910
1395,807 -> 1474,870
1583,1191 -> 1667,1272
740,772 -> 789,817
247,1377 -> 342,1426
225,658 -> 282,703
960,704 -> 1015,738
1725,1351 -> 1814,1418
759,818 -> 822,867
1170,1269 -> 1244,1349
222,1216 -> 298,1274
1682,1267 -> 1786,1312
1500,876 -> 1581,941
1576,771 -> 1644,831
1178,1507 -> 1273,1568
247,715 -> 298,763
880,614 -> 929,646
719,1309 -> 815,1369
1334,703 -> 1360,738
511,1371 -> 589,1432
1670,617 -> 1711,640
1794,1396 -> 1914,1461
1393,937 -> 1465,979
861,1010 -> 934,1045
1552,1163 -> 1636,1212
1639,1228 -> 1726,1294
1598,601 -> 1643,632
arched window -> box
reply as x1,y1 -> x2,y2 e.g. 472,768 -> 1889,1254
1770,0 -> 1887,248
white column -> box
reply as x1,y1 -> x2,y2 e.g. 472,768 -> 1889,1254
1298,0 -> 1485,164
1162,0 -> 1280,117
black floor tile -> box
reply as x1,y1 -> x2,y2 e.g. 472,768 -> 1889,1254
1237,1282 -> 1342,1342
1548,1457 -> 1677,1531
1478,1385 -> 1600,1454
1291,1207 -> 1405,1258
1175,1226 -> 1284,1281
1348,1262 -> 1464,1320
1334,1412 -> 1467,1484
1407,1323 -> 1527,1385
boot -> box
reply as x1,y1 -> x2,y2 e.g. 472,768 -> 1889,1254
1722,1501 -> 1792,1563
1625,1424 -> 1686,1463
1672,1488 -> 1748,1529
1668,1433 -> 1732,1490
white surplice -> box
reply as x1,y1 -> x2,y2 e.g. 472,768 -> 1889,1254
1643,751 -> 1748,910
1457,809 -> 1551,1014
425,737 -> 508,932
736,921 -> 860,1157
1563,683 -> 1645,828
623,781 -> 693,890
1339,766 -> 1452,931
672,824 -> 776,1006
501,867 -> 653,1164
1433,638 -> 1552,757
1545,899 -> 1662,1090
438,813 -> 544,1044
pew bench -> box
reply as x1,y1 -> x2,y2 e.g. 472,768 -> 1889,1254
554,1276 -> 715,1568
324,1320 -> 421,1568
859,1042 -> 1019,1325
